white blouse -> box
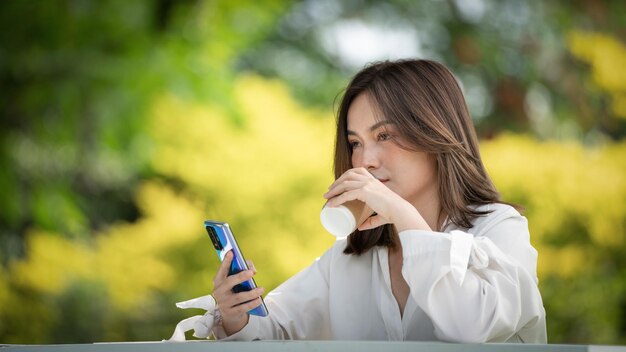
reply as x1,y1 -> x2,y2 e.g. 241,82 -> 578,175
198,203 -> 546,343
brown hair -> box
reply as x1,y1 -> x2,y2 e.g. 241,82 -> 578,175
334,59 -> 502,255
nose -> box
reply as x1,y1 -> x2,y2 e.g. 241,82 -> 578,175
353,144 -> 381,170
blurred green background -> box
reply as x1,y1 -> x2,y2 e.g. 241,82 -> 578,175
1,0 -> 625,345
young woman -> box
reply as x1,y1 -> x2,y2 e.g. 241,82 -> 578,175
205,59 -> 546,343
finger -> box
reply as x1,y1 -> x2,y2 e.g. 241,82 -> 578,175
232,287 -> 265,306
324,180 -> 366,199
219,286 -> 264,311
347,167 -> 371,177
326,168 -> 371,191
245,259 -> 256,274
326,188 -> 362,207
215,268 -> 254,297
223,269 -> 255,290
232,297 -> 263,315
214,282 -> 259,308
357,214 -> 389,231
215,251 -> 233,281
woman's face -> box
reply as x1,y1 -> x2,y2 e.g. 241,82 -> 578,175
346,92 -> 439,208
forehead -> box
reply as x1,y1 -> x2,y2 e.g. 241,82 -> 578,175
347,93 -> 386,129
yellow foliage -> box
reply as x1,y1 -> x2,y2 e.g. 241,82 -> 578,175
9,182 -> 206,311
568,31 -> 626,118
11,231 -> 93,294
93,181 -> 205,309
150,75 -> 334,202
7,75 -> 338,315
482,134 -> 626,277
0,267 -> 10,307
538,245 -> 588,278
149,75 -> 337,284
7,74 -> 625,322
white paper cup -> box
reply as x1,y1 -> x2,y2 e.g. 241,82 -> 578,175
320,200 -> 370,238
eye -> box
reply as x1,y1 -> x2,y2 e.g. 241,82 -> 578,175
378,132 -> 392,141
348,140 -> 361,149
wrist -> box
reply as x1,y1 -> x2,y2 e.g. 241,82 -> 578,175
222,314 -> 249,336
393,202 -> 431,232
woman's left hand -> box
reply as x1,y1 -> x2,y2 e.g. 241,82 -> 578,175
323,167 -> 430,232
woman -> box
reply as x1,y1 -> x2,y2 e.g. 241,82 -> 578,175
190,59 -> 546,343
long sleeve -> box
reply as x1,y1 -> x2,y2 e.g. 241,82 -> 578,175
214,246 -> 334,340
399,205 -> 547,343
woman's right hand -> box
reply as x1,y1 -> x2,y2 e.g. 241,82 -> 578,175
212,251 -> 265,336
324,167 -> 430,232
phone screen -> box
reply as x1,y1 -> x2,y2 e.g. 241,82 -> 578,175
204,220 -> 269,317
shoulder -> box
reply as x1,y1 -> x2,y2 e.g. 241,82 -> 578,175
316,238 -> 374,273
466,203 -> 527,236
314,238 -> 348,269
472,203 -> 522,221
467,204 -> 538,278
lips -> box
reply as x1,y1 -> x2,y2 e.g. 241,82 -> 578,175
374,176 -> 389,183
368,171 -> 389,183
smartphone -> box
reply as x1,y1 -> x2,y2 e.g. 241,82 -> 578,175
204,220 -> 269,317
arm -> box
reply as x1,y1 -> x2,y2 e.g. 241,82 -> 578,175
324,168 -> 546,342
213,247 -> 334,340
400,209 -> 547,343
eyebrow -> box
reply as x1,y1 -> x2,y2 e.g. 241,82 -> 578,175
347,120 -> 395,136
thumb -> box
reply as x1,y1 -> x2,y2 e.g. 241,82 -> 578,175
357,214 -> 389,231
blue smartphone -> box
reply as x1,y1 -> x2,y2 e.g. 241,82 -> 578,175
204,220 -> 269,317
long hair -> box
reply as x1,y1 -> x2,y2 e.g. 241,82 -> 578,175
334,59 -> 502,255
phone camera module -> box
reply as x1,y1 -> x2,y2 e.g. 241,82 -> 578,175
207,227 -> 223,250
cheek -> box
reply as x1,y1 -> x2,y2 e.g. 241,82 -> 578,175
417,161 -> 436,182
420,163 -> 439,191
350,150 -> 360,167
404,157 -> 437,186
